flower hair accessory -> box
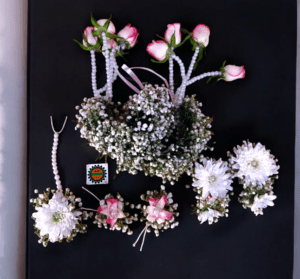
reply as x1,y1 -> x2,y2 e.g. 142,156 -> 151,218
30,117 -> 91,246
191,158 -> 233,224
228,141 -> 279,216
133,186 -> 179,251
81,187 -> 137,234
74,15 -> 246,184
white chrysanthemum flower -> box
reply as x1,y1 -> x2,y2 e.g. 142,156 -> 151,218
230,141 -> 279,186
32,192 -> 82,243
192,158 -> 233,199
197,208 -> 222,224
251,193 -> 277,216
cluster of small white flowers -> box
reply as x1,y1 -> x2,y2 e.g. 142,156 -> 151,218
75,84 -> 212,183
192,191 -> 231,224
93,193 -> 137,235
228,141 -> 279,216
30,188 -> 91,247
139,186 -> 179,237
191,158 -> 233,224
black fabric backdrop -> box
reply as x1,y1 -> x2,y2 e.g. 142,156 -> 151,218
27,0 -> 297,278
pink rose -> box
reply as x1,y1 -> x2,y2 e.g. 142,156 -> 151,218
223,65 -> 246,81
164,23 -> 181,45
97,19 -> 116,34
192,24 -> 210,47
146,40 -> 169,61
117,24 -> 139,48
83,26 -> 97,46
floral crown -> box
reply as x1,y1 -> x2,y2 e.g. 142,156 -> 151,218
74,15 -> 246,184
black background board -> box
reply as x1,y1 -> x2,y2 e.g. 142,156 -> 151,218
27,0 -> 296,278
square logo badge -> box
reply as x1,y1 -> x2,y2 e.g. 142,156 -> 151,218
86,163 -> 109,185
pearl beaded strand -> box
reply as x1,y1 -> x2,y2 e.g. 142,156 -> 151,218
176,46 -> 200,106
186,71 -> 223,86
90,50 -> 109,96
102,32 -> 113,100
50,116 -> 68,192
170,54 -> 186,106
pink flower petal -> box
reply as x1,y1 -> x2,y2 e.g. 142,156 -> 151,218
146,40 -> 169,61
148,197 -> 159,206
160,210 -> 173,220
164,23 -> 181,45
97,205 -> 109,215
106,216 -> 117,227
223,65 -> 246,81
83,26 -> 97,46
157,195 -> 168,209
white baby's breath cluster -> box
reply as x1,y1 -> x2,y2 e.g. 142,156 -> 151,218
192,189 -> 231,224
93,193 -> 137,235
30,188 -> 92,247
191,158 -> 233,224
75,84 -> 212,183
228,141 -> 279,216
139,186 -> 179,237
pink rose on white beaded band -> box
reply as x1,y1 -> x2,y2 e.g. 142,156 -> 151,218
118,24 -> 139,48
165,23 -> 181,45
97,198 -> 125,227
146,40 -> 169,61
97,19 -> 116,34
146,195 -> 173,224
223,65 -> 246,81
83,27 -> 97,46
192,24 -> 210,47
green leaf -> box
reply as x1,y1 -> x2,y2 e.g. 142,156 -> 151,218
206,76 -> 214,84
170,33 -> 176,46
220,60 -> 227,75
175,34 -> 191,48
180,28 -> 190,34
190,37 -> 197,51
74,39 -> 92,51
91,13 -> 101,28
106,32 -> 122,40
193,45 -> 205,70
151,56 -> 169,64
103,14 -> 112,30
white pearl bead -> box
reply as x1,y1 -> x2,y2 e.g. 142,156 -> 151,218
55,175 -> 60,180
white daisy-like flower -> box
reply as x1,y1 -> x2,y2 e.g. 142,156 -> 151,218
192,158 -> 233,199
32,192 -> 82,243
251,193 -> 277,216
197,208 -> 222,224
229,141 -> 279,186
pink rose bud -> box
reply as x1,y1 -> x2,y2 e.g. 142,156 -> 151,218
146,40 -> 169,61
97,19 -> 116,34
117,24 -> 139,48
192,24 -> 210,47
223,65 -> 246,81
164,23 -> 181,45
83,26 -> 97,46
